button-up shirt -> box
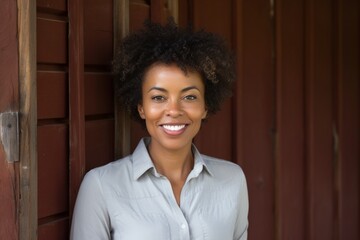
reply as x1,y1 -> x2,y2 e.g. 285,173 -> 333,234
70,138 -> 248,240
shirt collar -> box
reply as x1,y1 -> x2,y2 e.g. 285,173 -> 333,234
131,137 -> 213,181
132,138 -> 156,180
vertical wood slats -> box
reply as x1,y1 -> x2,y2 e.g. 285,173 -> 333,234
305,0 -> 335,239
18,0 -> 38,239
68,0 -> 86,215
276,0 -> 305,239
336,0 -> 360,239
189,0 -> 360,239
233,0 -> 275,239
114,0 -> 131,158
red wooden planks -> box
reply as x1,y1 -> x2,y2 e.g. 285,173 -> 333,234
84,73 -> 114,116
276,0 -> 306,239
37,18 -> 67,64
234,0 -> 275,239
38,124 -> 69,219
37,72 -> 67,119
85,119 -> 115,171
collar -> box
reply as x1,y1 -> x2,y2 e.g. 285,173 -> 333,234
131,138 -> 213,180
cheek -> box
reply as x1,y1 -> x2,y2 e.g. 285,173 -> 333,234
184,104 -> 207,118
142,104 -> 164,119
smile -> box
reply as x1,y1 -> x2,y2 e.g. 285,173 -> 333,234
162,125 -> 186,131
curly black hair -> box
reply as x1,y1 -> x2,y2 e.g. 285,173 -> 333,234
113,19 -> 235,123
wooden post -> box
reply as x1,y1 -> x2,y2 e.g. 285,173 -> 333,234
114,0 -> 131,159
68,0 -> 86,216
17,0 -> 38,239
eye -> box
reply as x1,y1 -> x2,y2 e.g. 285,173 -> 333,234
183,95 -> 197,101
151,95 -> 166,102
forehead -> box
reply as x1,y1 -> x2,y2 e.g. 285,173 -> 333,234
142,63 -> 204,90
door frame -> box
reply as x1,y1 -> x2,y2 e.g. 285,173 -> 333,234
17,0 -> 37,239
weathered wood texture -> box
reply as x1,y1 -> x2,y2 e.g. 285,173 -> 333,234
1,0 -> 357,239
0,0 -> 19,216
18,0 -> 38,239
0,0 -> 19,112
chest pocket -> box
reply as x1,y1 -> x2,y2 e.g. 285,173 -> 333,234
112,212 -> 171,240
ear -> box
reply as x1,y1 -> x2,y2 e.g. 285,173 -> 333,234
137,104 -> 146,119
202,108 -> 208,119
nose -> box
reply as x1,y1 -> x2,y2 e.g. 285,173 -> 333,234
166,99 -> 183,117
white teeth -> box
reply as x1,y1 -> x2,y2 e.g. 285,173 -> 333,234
162,125 -> 185,131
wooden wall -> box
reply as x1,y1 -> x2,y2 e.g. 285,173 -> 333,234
178,0 -> 360,239
0,0 -> 19,239
36,0 -> 115,239
36,1 -> 70,238
0,0 -> 358,239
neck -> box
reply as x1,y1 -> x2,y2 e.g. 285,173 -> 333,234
148,141 -> 194,182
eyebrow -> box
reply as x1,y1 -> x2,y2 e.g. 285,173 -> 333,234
147,86 -> 200,93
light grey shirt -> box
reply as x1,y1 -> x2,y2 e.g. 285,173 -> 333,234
70,138 -> 248,240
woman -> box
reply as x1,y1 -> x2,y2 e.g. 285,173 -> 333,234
70,20 -> 248,240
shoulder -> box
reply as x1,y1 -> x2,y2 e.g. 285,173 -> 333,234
83,155 -> 133,185
201,154 -> 246,182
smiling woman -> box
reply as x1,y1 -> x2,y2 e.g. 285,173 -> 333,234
70,19 -> 249,240
138,64 -> 207,155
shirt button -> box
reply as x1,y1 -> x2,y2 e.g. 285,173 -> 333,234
181,223 -> 186,229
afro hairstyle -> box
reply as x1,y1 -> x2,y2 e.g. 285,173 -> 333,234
113,19 -> 236,123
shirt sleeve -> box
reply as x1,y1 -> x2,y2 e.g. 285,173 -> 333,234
233,170 -> 249,240
70,170 -> 111,240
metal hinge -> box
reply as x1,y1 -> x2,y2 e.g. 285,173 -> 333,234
0,112 -> 19,163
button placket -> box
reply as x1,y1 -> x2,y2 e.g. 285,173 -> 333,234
161,177 -> 191,240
